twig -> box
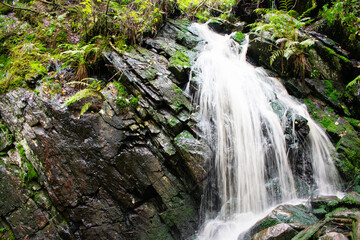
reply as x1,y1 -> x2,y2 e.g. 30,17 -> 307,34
108,41 -> 132,59
0,1 -> 42,14
36,0 -> 69,10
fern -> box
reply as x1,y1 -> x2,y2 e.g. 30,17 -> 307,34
62,88 -> 103,107
278,0 -> 294,12
346,75 -> 360,89
270,49 -> 284,65
66,81 -> 91,88
299,4 -> 317,19
80,100 -> 93,116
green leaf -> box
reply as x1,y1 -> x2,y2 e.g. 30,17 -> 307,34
80,101 -> 93,116
62,88 -> 102,107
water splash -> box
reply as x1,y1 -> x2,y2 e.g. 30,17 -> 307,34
190,23 -> 340,239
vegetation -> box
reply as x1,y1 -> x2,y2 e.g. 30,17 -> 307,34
62,78 -> 104,117
250,5 -> 315,78
321,0 -> 360,41
113,81 -> 139,111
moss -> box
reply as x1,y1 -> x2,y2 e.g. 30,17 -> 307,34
56,29 -> 68,44
324,46 -> 351,63
25,161 -> 38,182
16,143 -> 26,159
231,32 -> 246,44
159,194 -> 197,237
129,96 -> 139,109
344,117 -> 360,131
304,98 -> 360,180
16,143 -> 39,183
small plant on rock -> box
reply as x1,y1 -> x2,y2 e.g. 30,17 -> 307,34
62,78 -> 104,117
250,8 -> 315,78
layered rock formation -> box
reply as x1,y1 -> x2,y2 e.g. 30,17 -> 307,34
0,20 -> 207,240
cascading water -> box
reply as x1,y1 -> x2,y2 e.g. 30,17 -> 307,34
189,23 -> 341,240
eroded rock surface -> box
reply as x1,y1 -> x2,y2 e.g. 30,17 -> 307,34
0,20 -> 208,240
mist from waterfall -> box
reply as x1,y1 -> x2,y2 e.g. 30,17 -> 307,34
189,23 -> 340,240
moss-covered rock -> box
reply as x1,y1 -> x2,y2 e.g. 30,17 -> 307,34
242,204 -> 318,239
168,51 -> 191,84
303,98 -> 360,182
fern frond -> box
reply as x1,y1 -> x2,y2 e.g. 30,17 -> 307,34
299,5 -> 317,20
270,49 -> 284,65
254,8 -> 271,15
80,101 -> 93,116
275,38 -> 288,45
62,88 -> 103,107
300,39 -> 315,47
346,75 -> 360,89
284,47 -> 296,59
279,0 -> 294,11
66,81 -> 91,87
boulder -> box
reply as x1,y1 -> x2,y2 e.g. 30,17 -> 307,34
241,204 -> 318,239
252,223 -> 298,240
319,232 -> 349,240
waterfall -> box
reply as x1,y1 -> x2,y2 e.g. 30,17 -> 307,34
190,23 -> 340,240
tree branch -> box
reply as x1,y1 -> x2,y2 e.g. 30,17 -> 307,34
0,1 -> 41,14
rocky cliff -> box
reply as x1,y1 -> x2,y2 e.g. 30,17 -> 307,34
0,19 -> 208,240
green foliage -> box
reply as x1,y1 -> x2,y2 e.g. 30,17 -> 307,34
321,0 -> 360,41
278,0 -> 295,12
59,42 -> 101,80
63,78 -> 104,117
251,10 -> 315,77
231,32 -> 246,44
346,75 -> 360,89
178,0 -> 236,22
109,0 -> 170,44
113,81 -> 139,111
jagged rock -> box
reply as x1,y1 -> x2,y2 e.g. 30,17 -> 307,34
241,204 -> 318,240
252,223 -> 298,240
174,130 -> 208,184
0,19 -> 207,239
311,195 -> 340,218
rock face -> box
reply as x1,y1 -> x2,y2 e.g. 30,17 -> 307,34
0,20 -> 208,239
243,192 -> 360,240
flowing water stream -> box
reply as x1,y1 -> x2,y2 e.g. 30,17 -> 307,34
189,23 -> 341,240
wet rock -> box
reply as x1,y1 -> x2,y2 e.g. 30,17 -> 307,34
319,232 -> 349,240
0,19 -> 207,240
7,199 -> 49,239
207,18 -> 243,34
252,223 -> 298,240
293,207 -> 360,240
311,195 -> 340,218
168,51 -> 191,85
303,98 -> 360,182
174,130 -> 207,183
242,204 -> 318,240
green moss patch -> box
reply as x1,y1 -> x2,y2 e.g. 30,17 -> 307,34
231,32 -> 246,44
304,98 -> 360,181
